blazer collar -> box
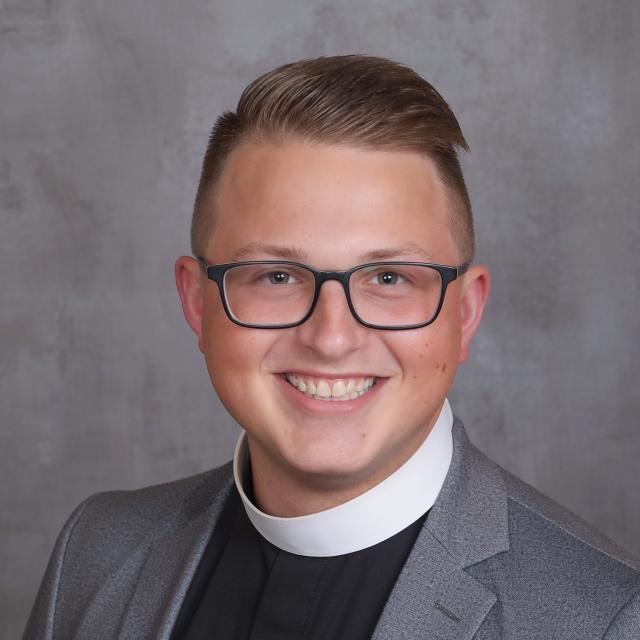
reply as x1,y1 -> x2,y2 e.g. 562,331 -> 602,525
371,415 -> 510,639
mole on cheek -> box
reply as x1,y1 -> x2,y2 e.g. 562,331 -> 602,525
442,363 -> 447,372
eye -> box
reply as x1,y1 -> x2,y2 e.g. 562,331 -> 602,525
265,270 -> 297,284
373,270 -> 405,285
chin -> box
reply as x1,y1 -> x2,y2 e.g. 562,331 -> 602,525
280,440 -> 380,489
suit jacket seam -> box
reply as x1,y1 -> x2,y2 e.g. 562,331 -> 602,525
602,584 -> 640,637
425,526 -> 464,565
506,493 -> 640,574
50,495 -> 96,636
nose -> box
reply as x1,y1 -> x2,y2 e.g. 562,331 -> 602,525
294,279 -> 368,359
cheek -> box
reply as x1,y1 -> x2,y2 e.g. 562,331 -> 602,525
200,320 -> 279,428
200,296 -> 264,382
402,329 -> 459,371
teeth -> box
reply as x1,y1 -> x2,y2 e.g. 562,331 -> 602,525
316,380 -> 332,398
284,373 -> 377,401
331,381 -> 346,397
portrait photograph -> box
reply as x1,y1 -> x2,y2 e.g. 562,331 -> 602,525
1,1 -> 639,638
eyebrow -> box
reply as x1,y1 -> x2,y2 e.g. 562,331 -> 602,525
227,242 -> 435,263
363,246 -> 435,261
229,243 -> 307,262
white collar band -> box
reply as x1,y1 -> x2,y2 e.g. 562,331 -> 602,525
232,398 -> 454,557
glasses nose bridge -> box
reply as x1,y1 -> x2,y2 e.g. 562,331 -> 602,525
309,269 -> 355,316
314,269 -> 353,302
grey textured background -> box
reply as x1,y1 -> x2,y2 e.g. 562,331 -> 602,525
1,0 -> 639,636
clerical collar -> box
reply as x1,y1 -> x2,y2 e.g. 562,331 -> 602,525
232,398 -> 454,557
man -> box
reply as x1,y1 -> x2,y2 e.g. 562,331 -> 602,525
25,55 -> 640,639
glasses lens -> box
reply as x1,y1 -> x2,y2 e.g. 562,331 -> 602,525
223,263 -> 315,326
350,264 -> 443,327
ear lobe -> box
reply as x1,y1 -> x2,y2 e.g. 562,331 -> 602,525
175,256 -> 206,353
458,264 -> 491,363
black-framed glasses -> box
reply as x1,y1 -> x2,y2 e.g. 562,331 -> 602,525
197,257 -> 470,330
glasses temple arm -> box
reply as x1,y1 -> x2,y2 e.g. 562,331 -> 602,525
195,255 -> 208,272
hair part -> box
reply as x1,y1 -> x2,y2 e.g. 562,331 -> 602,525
191,54 -> 475,264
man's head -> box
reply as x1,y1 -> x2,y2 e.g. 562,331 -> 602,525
176,55 -> 490,515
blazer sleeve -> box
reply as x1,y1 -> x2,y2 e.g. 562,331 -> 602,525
604,588 -> 640,640
23,497 -> 94,640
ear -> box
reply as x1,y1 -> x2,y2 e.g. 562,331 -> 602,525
458,264 -> 491,363
175,256 -> 206,353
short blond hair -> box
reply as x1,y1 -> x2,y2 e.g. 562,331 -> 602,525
192,54 -> 474,263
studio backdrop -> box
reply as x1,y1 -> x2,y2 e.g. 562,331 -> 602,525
1,0 -> 639,637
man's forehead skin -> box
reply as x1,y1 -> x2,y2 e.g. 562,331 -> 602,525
207,141 -> 459,266
227,241 -> 436,264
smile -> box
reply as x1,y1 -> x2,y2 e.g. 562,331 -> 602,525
284,373 -> 378,401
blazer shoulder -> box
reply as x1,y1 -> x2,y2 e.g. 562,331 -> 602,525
77,459 -> 235,541
24,461 -> 235,639
497,461 -> 640,575
51,460 -> 235,590
462,442 -> 640,637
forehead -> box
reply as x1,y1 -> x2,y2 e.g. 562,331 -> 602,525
207,139 -> 457,265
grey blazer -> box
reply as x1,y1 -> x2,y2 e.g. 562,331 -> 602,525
25,417 -> 640,639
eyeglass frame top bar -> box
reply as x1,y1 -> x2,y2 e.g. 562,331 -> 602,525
196,256 -> 471,330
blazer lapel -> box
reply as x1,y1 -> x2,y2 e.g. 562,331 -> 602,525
372,417 -> 510,640
115,466 -> 235,640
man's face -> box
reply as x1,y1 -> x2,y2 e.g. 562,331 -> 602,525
179,139 -> 488,498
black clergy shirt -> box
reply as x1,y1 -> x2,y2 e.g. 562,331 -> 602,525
171,482 -> 429,640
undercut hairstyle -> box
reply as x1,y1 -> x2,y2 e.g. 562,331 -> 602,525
191,54 -> 475,264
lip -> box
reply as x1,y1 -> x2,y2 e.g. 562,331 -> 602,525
275,373 -> 387,415
280,371 -> 382,380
